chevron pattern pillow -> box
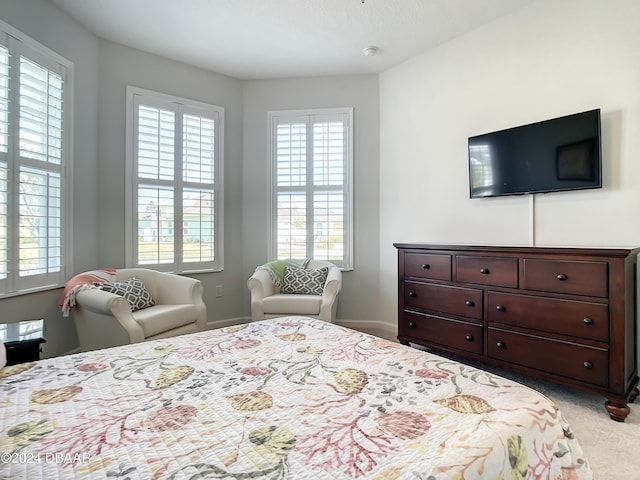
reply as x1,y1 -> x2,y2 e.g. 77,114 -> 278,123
282,267 -> 328,295
100,276 -> 155,311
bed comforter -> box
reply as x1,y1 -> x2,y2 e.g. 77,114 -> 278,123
0,317 -> 592,479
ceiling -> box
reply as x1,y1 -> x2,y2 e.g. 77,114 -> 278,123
49,0 -> 537,80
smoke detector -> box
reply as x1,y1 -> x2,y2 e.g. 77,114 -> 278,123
362,46 -> 379,57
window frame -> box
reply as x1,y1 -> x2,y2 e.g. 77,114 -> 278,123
125,86 -> 224,273
268,108 -> 353,270
0,19 -> 74,298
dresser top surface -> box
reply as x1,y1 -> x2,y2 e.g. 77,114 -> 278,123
393,243 -> 640,258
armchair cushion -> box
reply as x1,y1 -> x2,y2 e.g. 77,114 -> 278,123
263,294 -> 323,316
282,266 -> 328,295
133,304 -> 199,338
100,276 -> 155,311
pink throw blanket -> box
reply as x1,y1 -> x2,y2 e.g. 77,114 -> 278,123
59,268 -> 116,316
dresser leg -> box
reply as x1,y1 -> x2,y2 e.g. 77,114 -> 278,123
604,397 -> 630,422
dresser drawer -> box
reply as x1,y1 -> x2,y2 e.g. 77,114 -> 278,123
401,311 -> 483,354
404,253 -> 452,281
523,259 -> 608,297
404,281 -> 483,320
456,255 -> 518,287
487,291 -> 609,342
488,328 -> 608,387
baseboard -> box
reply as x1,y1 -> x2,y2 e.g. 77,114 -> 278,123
62,347 -> 81,357
206,317 -> 251,330
337,319 -> 397,342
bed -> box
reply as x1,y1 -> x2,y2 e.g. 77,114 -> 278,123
0,316 -> 592,479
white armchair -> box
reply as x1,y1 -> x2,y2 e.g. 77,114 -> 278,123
247,260 -> 342,323
73,268 -> 207,352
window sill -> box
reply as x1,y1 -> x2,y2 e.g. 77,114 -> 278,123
0,283 -> 65,300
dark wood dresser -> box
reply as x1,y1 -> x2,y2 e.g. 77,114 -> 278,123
394,243 -> 639,421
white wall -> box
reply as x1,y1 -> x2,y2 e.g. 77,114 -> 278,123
379,0 -> 640,323
242,76 -> 380,323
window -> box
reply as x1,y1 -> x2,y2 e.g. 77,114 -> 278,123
268,108 -> 353,270
0,21 -> 72,296
469,143 -> 494,194
0,318 -> 43,342
125,87 -> 224,273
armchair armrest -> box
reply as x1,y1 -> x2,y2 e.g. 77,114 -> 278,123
149,272 -> 207,332
152,272 -> 204,305
75,288 -> 130,316
247,268 -> 278,320
247,269 -> 277,300
322,266 -> 342,302
319,266 -> 342,322
75,288 -> 145,343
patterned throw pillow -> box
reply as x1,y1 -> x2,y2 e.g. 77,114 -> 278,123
282,267 -> 329,295
100,276 -> 155,311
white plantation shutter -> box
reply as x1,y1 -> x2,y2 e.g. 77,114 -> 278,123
127,87 -> 223,272
0,44 -> 8,283
275,121 -> 307,253
312,119 -> 346,262
182,114 -> 215,265
182,188 -> 214,263
18,57 -> 64,280
135,103 -> 176,265
0,44 -> 8,154
137,105 -> 175,181
18,167 -> 62,276
137,185 -> 174,264
0,22 -> 71,295
0,161 -> 6,282
269,109 -> 353,269
19,57 -> 63,165
183,114 -> 215,184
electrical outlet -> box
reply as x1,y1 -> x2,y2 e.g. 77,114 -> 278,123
215,285 -> 223,297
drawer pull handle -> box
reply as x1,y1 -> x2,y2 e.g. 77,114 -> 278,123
421,264 -> 431,269
583,361 -> 593,369
409,322 -> 417,328
480,268 -> 490,274
408,291 -> 416,297
557,273 -> 568,281
496,305 -> 506,312
465,335 -> 474,341
465,300 -> 474,307
583,318 -> 593,325
496,342 -> 506,349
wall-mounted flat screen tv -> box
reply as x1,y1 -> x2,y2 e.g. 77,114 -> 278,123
468,109 -> 602,198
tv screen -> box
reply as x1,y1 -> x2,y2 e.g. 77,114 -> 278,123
468,109 -> 602,198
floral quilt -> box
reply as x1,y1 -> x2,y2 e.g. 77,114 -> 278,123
0,317 -> 592,479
